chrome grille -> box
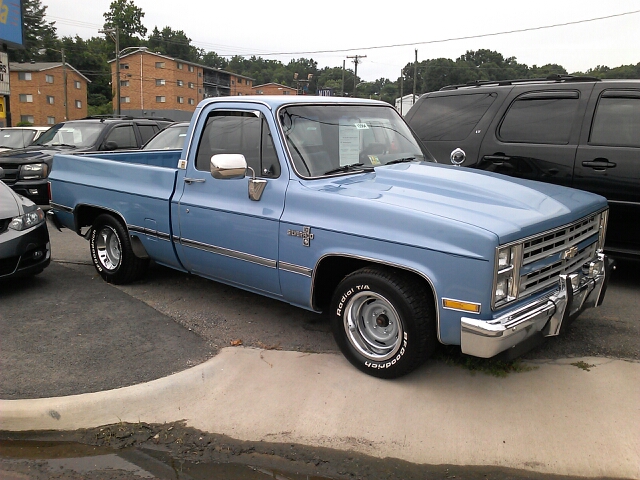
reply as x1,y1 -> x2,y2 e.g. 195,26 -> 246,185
519,214 -> 600,298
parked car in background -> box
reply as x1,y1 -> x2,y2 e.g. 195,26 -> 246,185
0,116 -> 173,207
0,127 -> 50,152
142,122 -> 189,150
0,167 -> 50,280
405,75 -> 640,259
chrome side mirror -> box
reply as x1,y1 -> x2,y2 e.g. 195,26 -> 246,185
247,167 -> 267,202
450,148 -> 466,166
210,154 -> 247,179
0,167 -> 4,180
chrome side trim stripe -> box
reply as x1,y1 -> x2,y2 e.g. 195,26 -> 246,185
180,237 -> 277,269
278,261 -> 312,277
128,225 -> 171,241
50,202 -> 73,213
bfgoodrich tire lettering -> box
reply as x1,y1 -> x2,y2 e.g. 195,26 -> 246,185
90,214 -> 148,284
330,266 -> 436,379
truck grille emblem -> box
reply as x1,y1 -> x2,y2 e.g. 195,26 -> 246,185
562,246 -> 578,260
288,226 -> 314,247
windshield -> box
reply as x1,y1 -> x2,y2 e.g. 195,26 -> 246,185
143,124 -> 188,150
32,122 -> 105,148
279,104 -> 432,177
0,129 -> 37,149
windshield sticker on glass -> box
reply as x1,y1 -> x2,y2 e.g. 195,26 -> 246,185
355,123 -> 369,130
339,124 -> 360,165
369,155 -> 381,165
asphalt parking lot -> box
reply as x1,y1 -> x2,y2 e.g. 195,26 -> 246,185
1,225 -> 638,401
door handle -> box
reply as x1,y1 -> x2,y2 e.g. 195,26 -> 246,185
482,155 -> 511,165
184,178 -> 206,184
581,159 -> 617,170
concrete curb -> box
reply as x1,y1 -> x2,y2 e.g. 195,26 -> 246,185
1,348 -> 639,479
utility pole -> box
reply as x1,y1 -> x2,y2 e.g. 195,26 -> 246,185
341,60 -> 345,97
100,27 -> 120,115
347,55 -> 366,97
62,48 -> 68,120
399,69 -> 404,115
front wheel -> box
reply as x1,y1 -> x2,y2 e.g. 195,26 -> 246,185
330,267 -> 436,379
90,214 -> 148,284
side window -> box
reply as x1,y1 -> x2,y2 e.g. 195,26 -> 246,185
590,93 -> 640,148
410,93 -> 496,141
138,124 -> 159,144
195,111 -> 280,178
105,125 -> 137,149
499,91 -> 580,144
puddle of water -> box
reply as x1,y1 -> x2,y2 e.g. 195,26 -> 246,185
0,440 -> 333,480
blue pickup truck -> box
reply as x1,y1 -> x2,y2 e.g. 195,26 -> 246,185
49,96 -> 612,378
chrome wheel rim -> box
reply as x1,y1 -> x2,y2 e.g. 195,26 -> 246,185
343,291 -> 403,362
96,226 -> 121,271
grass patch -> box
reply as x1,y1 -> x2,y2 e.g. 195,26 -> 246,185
570,360 -> 596,371
435,346 -> 538,377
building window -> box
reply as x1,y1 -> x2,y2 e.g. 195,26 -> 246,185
177,80 -> 183,87
198,88 -> 202,94
18,72 -> 32,80
120,63 -> 129,70
198,72 -> 202,78
47,116 -> 55,125
45,74 -> 54,83
283,91 -> 290,95
237,79 -> 243,85
156,79 -> 165,86
177,62 -> 183,70
155,62 -> 165,68
75,100 -> 82,108
188,98 -> 195,105
20,115 -> 34,123
46,95 -> 54,104
121,96 -> 130,103
177,96 -> 184,104
75,80 -> 81,89
19,94 -> 33,102
188,82 -> 194,89
188,65 -> 194,72
156,96 -> 166,103
231,80 -> 235,85
256,90 -> 264,95
120,80 -> 129,87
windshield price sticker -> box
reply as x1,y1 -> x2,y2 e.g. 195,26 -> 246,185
355,123 -> 369,130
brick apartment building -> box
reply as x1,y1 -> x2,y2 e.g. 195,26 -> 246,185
9,62 -> 89,126
110,49 -> 255,121
252,83 -> 297,95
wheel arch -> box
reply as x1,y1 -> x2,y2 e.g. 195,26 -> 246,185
74,204 -> 149,259
312,253 -> 440,332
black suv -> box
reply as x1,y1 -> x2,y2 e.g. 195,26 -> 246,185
0,116 -> 173,207
406,76 -> 640,259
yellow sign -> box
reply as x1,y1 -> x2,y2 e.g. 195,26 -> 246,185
0,0 -> 8,24
0,97 -> 5,119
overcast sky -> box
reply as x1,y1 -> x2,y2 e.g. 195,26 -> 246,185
43,0 -> 640,81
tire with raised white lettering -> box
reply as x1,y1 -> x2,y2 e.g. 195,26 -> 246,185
90,214 -> 148,284
330,266 -> 436,379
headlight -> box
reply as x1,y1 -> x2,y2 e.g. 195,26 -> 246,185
19,163 -> 49,180
493,244 -> 522,309
597,210 -> 608,251
9,207 -> 45,231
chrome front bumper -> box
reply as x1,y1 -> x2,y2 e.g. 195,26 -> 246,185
460,253 -> 612,358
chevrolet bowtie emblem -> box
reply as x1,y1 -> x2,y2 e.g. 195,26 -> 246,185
288,226 -> 314,247
562,246 -> 578,260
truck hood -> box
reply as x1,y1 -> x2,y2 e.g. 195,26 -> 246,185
0,145 -> 79,165
314,162 -> 608,245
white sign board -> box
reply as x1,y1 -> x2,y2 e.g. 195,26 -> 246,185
0,52 -> 9,96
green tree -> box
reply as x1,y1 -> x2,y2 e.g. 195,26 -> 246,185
103,0 -> 147,49
147,26 -> 199,62
8,0 -> 57,62
200,51 -> 228,70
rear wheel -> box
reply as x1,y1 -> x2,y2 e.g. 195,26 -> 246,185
330,266 -> 436,379
90,214 -> 148,284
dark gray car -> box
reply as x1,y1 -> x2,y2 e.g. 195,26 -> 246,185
0,167 -> 50,279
